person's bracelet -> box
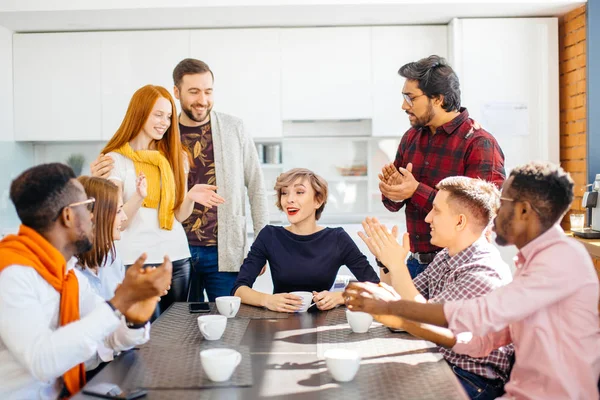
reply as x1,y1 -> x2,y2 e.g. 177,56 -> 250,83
376,259 -> 389,274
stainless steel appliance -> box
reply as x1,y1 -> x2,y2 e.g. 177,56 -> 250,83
573,174 -> 600,239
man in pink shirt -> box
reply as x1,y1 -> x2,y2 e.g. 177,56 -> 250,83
345,161 -> 600,399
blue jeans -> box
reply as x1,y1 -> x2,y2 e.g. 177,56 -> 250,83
188,246 -> 238,302
406,256 -> 429,279
451,365 -> 505,400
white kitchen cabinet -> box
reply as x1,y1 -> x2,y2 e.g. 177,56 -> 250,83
449,18 -> 559,170
13,33 -> 102,141
280,27 -> 372,121
189,29 -> 281,138
101,30 -> 190,140
371,26 -> 448,137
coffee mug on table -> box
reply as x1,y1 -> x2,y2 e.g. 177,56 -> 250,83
346,310 -> 373,333
200,348 -> 242,382
324,349 -> 361,382
197,315 -> 227,341
216,296 -> 241,318
289,291 -> 313,312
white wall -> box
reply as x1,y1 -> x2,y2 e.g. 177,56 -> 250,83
0,25 -> 34,234
0,25 -> 13,141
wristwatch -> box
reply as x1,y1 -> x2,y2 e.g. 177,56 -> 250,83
106,300 -> 123,319
105,301 -> 147,329
376,259 -> 389,274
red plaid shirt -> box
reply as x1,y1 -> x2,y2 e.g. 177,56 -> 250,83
383,108 -> 505,253
413,237 -> 514,381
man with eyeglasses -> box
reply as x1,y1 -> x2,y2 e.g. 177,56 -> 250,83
0,163 -> 173,399
379,55 -> 506,279
347,161 -> 600,399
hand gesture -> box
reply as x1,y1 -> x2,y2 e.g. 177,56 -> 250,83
111,254 -> 172,322
125,296 -> 160,325
90,154 -> 114,179
379,163 -> 404,186
379,163 -> 419,201
264,293 -> 303,313
358,217 -> 409,272
136,172 -> 147,199
343,281 -> 400,316
187,184 -> 226,208
312,290 -> 342,311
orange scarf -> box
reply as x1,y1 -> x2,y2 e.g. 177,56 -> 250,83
0,225 -> 84,397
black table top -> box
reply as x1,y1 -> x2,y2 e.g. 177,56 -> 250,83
74,302 -> 468,400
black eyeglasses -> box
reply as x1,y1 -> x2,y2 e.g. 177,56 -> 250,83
500,196 -> 543,216
402,93 -> 426,107
53,197 -> 96,221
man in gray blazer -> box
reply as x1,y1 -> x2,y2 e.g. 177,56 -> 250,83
92,58 -> 269,302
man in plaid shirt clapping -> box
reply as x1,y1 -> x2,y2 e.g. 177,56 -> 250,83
380,55 -> 505,279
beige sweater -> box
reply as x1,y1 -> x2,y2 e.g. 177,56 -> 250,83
209,111 -> 269,272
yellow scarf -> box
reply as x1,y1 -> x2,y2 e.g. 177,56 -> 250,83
0,225 -> 85,397
114,143 -> 175,230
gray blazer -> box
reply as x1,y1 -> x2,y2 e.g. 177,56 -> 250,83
210,111 -> 269,272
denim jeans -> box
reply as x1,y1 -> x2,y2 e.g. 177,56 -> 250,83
451,365 -> 505,400
406,256 -> 429,279
188,246 -> 238,302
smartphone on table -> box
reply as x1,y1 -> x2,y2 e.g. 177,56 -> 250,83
189,302 -> 211,313
82,383 -> 146,399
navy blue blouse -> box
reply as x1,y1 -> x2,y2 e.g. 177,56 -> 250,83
232,225 -> 379,295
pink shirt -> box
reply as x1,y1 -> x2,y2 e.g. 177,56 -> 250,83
444,224 -> 600,399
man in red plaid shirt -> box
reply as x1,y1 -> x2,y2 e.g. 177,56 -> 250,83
359,176 -> 514,399
380,55 -> 505,278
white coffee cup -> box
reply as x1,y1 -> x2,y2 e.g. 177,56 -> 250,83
200,348 -> 242,382
216,296 -> 241,318
197,315 -> 227,341
346,310 -> 373,333
290,291 -> 313,312
324,349 -> 361,382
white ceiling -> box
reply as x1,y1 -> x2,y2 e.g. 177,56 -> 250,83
0,0 -> 587,32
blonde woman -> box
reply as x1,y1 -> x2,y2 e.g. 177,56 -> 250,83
233,168 -> 379,312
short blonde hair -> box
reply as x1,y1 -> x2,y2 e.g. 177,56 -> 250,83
436,176 -> 500,229
274,168 -> 328,220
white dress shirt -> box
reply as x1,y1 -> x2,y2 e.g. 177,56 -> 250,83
79,252 -> 125,301
0,258 -> 149,400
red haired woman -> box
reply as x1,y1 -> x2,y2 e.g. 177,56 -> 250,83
101,85 -> 224,315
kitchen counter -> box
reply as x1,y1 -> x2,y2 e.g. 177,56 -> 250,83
570,232 -> 600,312
571,233 -> 600,259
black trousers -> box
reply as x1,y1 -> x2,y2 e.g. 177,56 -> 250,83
126,257 -> 191,321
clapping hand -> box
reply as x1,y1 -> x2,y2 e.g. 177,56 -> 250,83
111,254 -> 172,324
379,163 -> 419,201
358,217 -> 409,272
344,282 -> 406,330
379,163 -> 404,186
344,281 -> 398,313
187,184 -> 226,208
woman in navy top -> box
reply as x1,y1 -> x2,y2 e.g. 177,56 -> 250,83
233,168 -> 379,312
